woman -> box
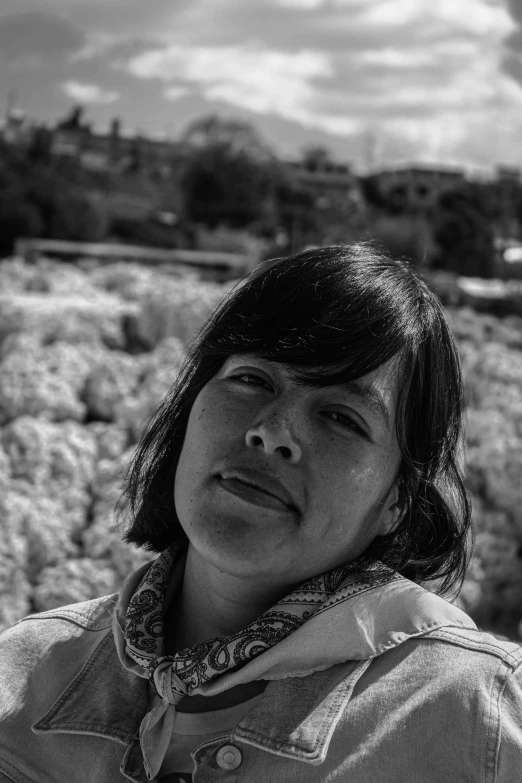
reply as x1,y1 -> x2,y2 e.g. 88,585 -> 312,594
1,244 -> 521,783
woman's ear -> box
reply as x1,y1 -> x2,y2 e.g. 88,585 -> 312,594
380,484 -> 403,536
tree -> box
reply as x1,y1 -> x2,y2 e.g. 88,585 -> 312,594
358,175 -> 388,210
26,126 -> 53,164
272,177 -> 323,252
432,185 -> 496,277
301,145 -> 333,171
180,115 -> 275,165
0,191 -> 43,256
366,215 -> 437,268
179,116 -> 280,231
0,143 -> 107,254
181,142 -> 278,229
56,105 -> 86,131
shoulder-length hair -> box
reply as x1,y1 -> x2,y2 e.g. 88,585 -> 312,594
122,244 -> 472,597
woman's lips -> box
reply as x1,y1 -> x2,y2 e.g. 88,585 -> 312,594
218,476 -> 295,513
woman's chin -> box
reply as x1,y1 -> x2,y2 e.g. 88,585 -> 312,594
185,520 -> 292,581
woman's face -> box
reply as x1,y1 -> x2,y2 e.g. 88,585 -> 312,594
174,354 -> 403,590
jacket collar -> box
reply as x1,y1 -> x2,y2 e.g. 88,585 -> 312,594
233,658 -> 373,764
31,622 -> 372,769
31,584 -> 477,769
32,630 -> 148,746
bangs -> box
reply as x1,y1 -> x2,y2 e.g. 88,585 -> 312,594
199,248 -> 419,385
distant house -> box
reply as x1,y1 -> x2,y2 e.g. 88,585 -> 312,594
371,165 -> 466,212
51,111 -> 183,180
283,156 -> 365,215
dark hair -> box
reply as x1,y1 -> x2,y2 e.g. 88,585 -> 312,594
122,244 -> 472,597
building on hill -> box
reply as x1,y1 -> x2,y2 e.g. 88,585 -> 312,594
371,164 -> 466,212
45,108 -> 188,224
51,107 -> 184,180
283,154 -> 365,216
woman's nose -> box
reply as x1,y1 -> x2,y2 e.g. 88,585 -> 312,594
245,412 -> 302,463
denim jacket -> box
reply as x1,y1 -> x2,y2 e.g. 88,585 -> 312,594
1,590 -> 521,782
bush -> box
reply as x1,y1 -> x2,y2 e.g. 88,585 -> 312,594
0,193 -> 43,256
432,185 -> 495,277
0,146 -> 108,255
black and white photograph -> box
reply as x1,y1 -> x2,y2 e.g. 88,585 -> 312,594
0,2 -> 521,781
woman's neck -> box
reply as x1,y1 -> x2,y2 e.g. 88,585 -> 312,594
165,546 -> 286,653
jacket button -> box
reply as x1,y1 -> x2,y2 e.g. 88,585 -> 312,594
216,744 -> 242,770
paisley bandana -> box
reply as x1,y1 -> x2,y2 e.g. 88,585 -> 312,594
124,545 -> 364,696
120,545 -> 388,777
118,545 -> 473,780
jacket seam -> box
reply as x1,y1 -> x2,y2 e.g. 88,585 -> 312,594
237,733 -> 318,764
19,614 -> 113,632
421,629 -> 522,665
32,725 -> 129,744
0,756 -> 39,783
17,598 -> 117,632
191,734 -> 231,758
485,658 -> 509,783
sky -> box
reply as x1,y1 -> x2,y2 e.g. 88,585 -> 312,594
1,0 -> 522,171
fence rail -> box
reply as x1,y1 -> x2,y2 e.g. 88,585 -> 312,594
14,238 -> 249,273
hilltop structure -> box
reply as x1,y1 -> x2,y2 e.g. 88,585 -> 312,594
370,165 -> 466,212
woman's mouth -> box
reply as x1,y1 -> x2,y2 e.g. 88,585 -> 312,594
217,475 -> 296,513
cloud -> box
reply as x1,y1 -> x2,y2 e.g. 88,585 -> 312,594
121,0 -> 521,155
503,0 -> 522,91
273,0 -> 325,7
0,10 -> 85,63
164,85 -> 191,101
3,0 -> 522,167
357,0 -> 512,36
71,32 -> 123,61
61,80 -> 120,104
506,0 -> 522,25
126,45 -> 335,128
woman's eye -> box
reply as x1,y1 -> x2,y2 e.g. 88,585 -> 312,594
324,410 -> 366,436
230,373 -> 271,389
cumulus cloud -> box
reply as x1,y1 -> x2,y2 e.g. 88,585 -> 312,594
163,85 -> 191,101
273,0 -> 325,7
358,0 -> 511,35
5,0 -> 522,166
119,0 -> 522,163
503,0 -> 522,90
61,80 -> 120,104
507,0 -> 522,24
70,32 -> 123,61
0,10 -> 85,63
126,45 -> 335,129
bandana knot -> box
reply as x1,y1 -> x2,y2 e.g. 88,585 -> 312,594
150,658 -> 187,704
